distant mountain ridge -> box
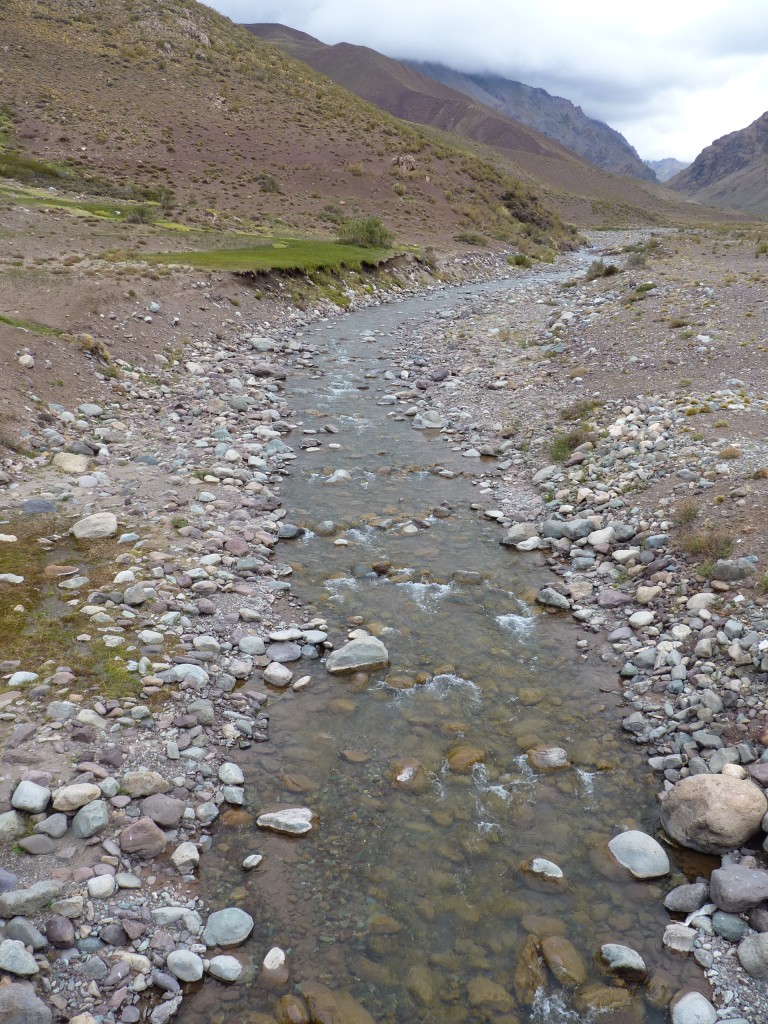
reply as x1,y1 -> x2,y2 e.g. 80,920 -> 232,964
669,112 -> 768,215
408,62 -> 657,184
646,158 -> 688,183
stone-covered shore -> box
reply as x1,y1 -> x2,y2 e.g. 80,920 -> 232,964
1,234 -> 767,1023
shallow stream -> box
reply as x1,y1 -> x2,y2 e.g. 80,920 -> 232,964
180,267 -> 701,1023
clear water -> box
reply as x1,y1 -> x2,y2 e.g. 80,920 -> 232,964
179,265 -> 700,1023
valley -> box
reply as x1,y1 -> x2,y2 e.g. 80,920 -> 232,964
1,3 -> 768,1024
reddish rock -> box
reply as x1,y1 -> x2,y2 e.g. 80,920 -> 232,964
119,817 -> 167,858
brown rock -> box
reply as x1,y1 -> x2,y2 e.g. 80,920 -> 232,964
119,817 -> 167,858
446,746 -> 485,773
405,964 -> 435,1006
513,934 -> 546,1006
389,757 -> 429,793
660,774 -> 768,854
121,771 -> 170,798
541,935 -> 586,987
140,794 -> 185,827
572,984 -> 632,1015
466,975 -> 515,1012
302,983 -> 375,1024
277,994 -> 310,1024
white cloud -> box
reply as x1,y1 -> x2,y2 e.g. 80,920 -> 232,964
207,0 -> 768,160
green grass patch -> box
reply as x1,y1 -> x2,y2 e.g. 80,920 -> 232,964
0,516 -> 143,701
549,428 -> 589,462
680,529 -> 733,562
143,238 -> 394,274
0,181 -> 157,221
0,314 -> 63,337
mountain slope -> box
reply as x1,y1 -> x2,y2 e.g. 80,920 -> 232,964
409,62 -> 656,183
668,113 -> 768,215
247,24 -> 733,229
0,0 -> 572,251
646,158 -> 688,183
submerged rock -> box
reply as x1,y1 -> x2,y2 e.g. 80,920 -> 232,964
325,636 -> 389,674
257,807 -> 314,836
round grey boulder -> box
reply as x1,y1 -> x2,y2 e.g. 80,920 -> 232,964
710,865 -> 768,913
72,800 -> 110,839
670,990 -> 717,1024
0,983 -> 51,1024
660,774 -> 767,854
167,949 -> 204,982
208,955 -> 243,982
608,830 -> 670,878
738,933 -> 768,978
0,938 -> 39,976
600,943 -> 646,981
11,781 -> 50,814
202,908 -> 254,948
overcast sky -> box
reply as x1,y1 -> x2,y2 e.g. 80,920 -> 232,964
205,0 -> 768,161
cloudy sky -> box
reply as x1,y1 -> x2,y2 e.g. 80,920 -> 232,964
204,0 -> 768,162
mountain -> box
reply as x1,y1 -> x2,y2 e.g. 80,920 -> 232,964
247,24 -> 721,229
668,113 -> 768,215
646,158 -> 688,183
0,0 -> 575,251
408,62 -> 657,184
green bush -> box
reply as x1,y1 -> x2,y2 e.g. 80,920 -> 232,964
125,203 -> 156,224
337,217 -> 393,248
585,258 -> 618,281
453,231 -> 487,246
549,428 -> 589,462
508,253 -> 532,268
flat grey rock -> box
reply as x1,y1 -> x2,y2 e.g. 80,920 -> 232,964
325,636 -> 389,675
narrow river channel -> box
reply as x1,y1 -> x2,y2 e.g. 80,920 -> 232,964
180,264 -> 700,1023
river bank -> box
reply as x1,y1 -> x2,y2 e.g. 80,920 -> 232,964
0,231 -> 766,1023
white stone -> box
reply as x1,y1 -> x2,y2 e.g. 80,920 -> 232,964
70,512 -> 118,539
87,875 -> 116,899
257,807 -> 313,836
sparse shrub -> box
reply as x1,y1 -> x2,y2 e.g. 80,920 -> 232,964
669,317 -> 689,328
585,258 -> 618,281
337,217 -> 393,248
718,446 -> 742,459
549,428 -> 589,462
125,203 -> 155,224
681,530 -> 733,561
257,173 -> 280,194
454,231 -> 487,246
560,399 -> 601,422
753,467 -> 768,479
674,501 -> 699,526
508,253 -> 532,268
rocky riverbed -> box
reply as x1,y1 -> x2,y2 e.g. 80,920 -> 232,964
0,232 -> 767,1023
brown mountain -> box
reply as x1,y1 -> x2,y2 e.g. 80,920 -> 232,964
407,61 -> 656,183
247,23 -> 736,228
669,113 -> 768,215
0,0 -> 577,251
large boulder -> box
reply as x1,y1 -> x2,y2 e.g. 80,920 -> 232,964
660,774 -> 767,854
119,817 -> 167,858
324,637 -> 389,675
70,512 -> 117,539
710,865 -> 768,913
0,983 -> 51,1024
